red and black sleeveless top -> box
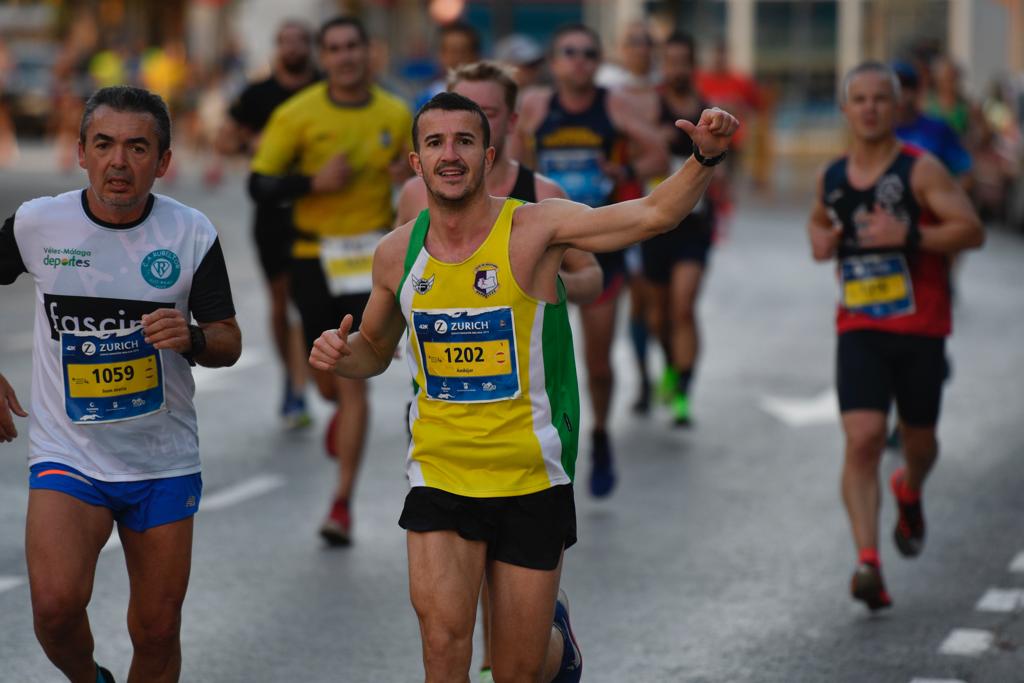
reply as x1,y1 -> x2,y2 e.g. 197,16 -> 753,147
822,144 -> 951,337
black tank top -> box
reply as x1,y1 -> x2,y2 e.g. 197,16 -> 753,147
658,93 -> 705,158
823,148 -> 922,258
534,88 -> 619,207
508,164 -> 537,203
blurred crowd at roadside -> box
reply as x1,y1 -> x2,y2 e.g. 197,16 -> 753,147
0,18 -> 1021,228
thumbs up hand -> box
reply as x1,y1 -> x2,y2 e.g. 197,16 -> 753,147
309,315 -> 354,372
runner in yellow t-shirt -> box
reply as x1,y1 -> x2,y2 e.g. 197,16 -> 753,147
249,16 -> 412,545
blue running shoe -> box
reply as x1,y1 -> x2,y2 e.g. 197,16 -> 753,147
282,394 -> 312,430
97,664 -> 115,683
589,430 -> 616,497
551,589 -> 582,683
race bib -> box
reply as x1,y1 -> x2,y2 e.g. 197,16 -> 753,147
840,253 -> 915,318
61,326 -> 165,424
411,307 -> 520,403
320,231 -> 384,296
538,149 -> 613,207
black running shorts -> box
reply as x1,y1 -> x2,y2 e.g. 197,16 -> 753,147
836,330 -> 948,426
641,213 -> 712,284
399,484 -> 577,571
289,257 -> 370,351
252,204 -> 295,281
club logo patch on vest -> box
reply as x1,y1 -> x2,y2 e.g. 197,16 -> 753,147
473,263 -> 499,298
141,250 -> 181,289
411,273 -> 435,294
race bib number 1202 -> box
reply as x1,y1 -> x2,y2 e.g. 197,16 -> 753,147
412,307 -> 520,403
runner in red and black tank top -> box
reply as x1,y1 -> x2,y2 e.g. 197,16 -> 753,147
823,143 -> 951,337
807,62 -> 984,613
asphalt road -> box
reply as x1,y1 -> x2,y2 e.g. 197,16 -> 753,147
0,148 -> 1022,682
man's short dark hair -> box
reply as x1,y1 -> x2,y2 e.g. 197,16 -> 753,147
665,31 -> 697,66
318,16 -> 368,46
79,86 -> 171,154
439,20 -> 481,57
412,92 -> 490,153
550,23 -> 602,58
278,18 -> 314,45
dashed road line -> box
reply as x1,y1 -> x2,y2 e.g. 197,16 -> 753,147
98,474 -> 287,554
758,388 -> 838,427
975,587 -> 1024,613
199,474 -> 286,511
0,576 -> 24,594
1009,551 -> 1024,573
938,628 -> 994,657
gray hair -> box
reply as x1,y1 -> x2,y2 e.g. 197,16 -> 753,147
79,86 -> 172,154
840,62 -> 901,105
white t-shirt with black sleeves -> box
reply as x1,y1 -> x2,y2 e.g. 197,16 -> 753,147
0,189 -> 235,481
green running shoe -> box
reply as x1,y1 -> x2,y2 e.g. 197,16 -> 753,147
658,367 -> 678,404
672,393 -> 691,427
479,668 -> 495,683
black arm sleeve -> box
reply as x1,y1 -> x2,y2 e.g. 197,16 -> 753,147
188,238 -> 236,323
248,172 -> 312,204
0,215 -> 27,285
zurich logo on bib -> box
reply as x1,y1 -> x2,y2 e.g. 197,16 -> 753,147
141,250 -> 181,289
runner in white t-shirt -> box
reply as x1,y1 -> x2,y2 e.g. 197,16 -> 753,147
0,85 -> 241,683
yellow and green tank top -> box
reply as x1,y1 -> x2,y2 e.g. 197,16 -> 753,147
398,199 -> 579,497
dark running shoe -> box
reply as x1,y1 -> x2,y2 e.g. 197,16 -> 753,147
891,468 -> 925,557
588,431 -> 616,498
631,378 -> 651,415
850,563 -> 892,611
319,497 -> 352,546
551,589 -> 582,683
97,664 -> 116,683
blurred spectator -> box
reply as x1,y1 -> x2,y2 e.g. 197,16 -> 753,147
0,38 -> 19,166
140,41 -> 188,112
494,34 -> 545,90
892,61 -> 971,180
413,20 -> 480,111
87,46 -> 127,89
597,20 -> 656,93
927,57 -> 981,141
972,80 -> 1022,222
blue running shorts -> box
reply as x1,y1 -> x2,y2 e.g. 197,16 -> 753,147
29,462 -> 202,532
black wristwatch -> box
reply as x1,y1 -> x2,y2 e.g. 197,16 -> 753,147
693,147 -> 728,167
184,324 -> 206,365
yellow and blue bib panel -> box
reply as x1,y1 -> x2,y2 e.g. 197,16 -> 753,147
398,199 -> 579,498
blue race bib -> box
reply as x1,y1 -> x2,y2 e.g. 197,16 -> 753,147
412,307 -> 520,403
61,326 -> 165,424
840,253 -> 916,319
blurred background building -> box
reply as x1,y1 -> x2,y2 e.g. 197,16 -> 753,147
0,0 -> 1022,222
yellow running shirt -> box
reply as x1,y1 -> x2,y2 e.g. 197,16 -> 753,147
398,199 -> 580,497
251,82 -> 412,256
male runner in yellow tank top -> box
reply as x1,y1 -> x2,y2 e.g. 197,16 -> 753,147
309,92 -> 737,681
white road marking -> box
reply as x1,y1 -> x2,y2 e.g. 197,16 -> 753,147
758,388 -> 839,427
191,351 -> 268,393
1009,551 -> 1024,573
99,474 -> 286,552
0,576 -> 24,594
101,532 -> 121,554
975,588 -> 1024,612
937,628 -> 994,656
0,331 -> 34,353
200,474 -> 286,512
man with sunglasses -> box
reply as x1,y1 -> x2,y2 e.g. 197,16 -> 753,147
518,24 -> 667,500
